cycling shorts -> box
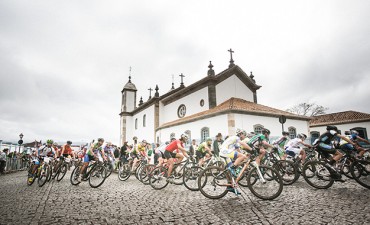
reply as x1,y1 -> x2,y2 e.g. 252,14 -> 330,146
196,151 -> 207,160
285,147 -> 302,156
316,143 -> 336,158
164,150 -> 177,159
155,151 -> 165,159
83,154 -> 95,163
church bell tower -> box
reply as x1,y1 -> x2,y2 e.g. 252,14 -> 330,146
120,75 -> 137,145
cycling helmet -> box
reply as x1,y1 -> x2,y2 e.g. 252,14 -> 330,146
282,131 -> 289,136
97,138 -> 105,142
206,137 -> 212,142
180,133 -> 188,141
297,133 -> 307,140
142,140 -> 147,144
53,142 -> 58,146
350,130 -> 359,135
46,139 -> 54,144
262,128 -> 271,135
236,129 -> 246,136
67,141 -> 72,145
326,125 -> 338,131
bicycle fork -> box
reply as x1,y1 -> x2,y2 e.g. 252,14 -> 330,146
253,164 -> 266,184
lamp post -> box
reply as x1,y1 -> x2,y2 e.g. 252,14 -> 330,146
18,133 -> 24,153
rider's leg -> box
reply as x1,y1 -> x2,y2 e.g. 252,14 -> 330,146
175,153 -> 184,164
300,150 -> 306,164
256,148 -> 266,166
167,158 -> 174,177
131,158 -> 138,172
233,152 -> 247,167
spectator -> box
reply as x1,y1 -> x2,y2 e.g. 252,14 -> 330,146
213,133 -> 224,156
0,148 -> 9,174
189,139 -> 198,157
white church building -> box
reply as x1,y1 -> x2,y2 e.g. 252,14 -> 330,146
119,51 -> 311,145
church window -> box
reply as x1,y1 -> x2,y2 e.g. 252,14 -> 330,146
200,99 -> 204,107
135,119 -> 138,130
143,114 -> 146,127
184,130 -> 191,145
170,133 -> 176,140
177,104 -> 186,118
253,124 -> 264,134
310,131 -> 320,144
288,127 -> 297,139
201,127 -> 210,142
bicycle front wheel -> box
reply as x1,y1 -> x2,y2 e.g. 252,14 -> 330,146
149,166 -> 169,190
70,166 -> 81,185
118,163 -> 131,181
37,165 -> 50,187
350,160 -> 370,189
247,165 -> 283,200
273,160 -> 298,185
139,164 -> 156,185
57,164 -> 68,182
89,164 -> 107,188
302,160 -> 334,189
198,166 -> 229,199
183,166 -> 203,191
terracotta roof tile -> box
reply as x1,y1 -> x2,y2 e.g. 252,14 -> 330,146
157,98 -> 310,130
310,111 -> 370,126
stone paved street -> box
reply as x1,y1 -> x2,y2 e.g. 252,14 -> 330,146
0,171 -> 369,225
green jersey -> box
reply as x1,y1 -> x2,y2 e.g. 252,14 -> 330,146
197,142 -> 210,153
247,134 -> 268,148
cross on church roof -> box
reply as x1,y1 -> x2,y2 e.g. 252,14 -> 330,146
228,48 -> 235,68
171,74 -> 175,90
148,87 -> 153,99
128,66 -> 132,83
179,73 -> 185,87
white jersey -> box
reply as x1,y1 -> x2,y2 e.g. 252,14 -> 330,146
285,138 -> 303,150
38,145 -> 54,156
220,135 -> 240,151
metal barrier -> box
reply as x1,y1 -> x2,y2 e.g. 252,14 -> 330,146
3,157 -> 29,173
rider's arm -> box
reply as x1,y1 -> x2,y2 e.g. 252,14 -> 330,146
239,141 -> 252,151
262,140 -> 274,149
357,136 -> 370,145
177,143 -> 189,158
338,134 -> 357,146
299,140 -> 312,148
61,145 -> 66,155
205,146 -> 213,155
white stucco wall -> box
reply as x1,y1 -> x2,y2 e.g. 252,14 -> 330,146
156,114 -> 228,145
216,74 -> 254,104
160,87 -> 209,125
126,105 -> 156,143
234,114 -> 310,140
125,91 -> 136,112
310,121 -> 370,139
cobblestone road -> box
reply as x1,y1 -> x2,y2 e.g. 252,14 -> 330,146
0,170 -> 369,225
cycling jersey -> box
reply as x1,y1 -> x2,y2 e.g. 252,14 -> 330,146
248,134 -> 268,148
38,146 -> 55,157
317,130 -> 337,145
274,136 -> 290,149
197,142 -> 210,153
220,136 -> 240,152
165,140 -> 183,152
87,143 -> 103,156
62,144 -> 73,155
339,133 -> 358,146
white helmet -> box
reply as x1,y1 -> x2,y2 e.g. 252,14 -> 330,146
236,129 -> 246,136
180,133 -> 188,141
350,130 -> 359,135
297,133 -> 307,140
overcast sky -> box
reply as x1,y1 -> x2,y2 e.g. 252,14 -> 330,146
1,0 -> 369,144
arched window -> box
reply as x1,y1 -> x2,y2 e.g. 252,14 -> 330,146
253,124 -> 264,134
288,127 -> 296,139
135,118 -> 138,130
143,114 -> 146,127
201,127 -> 210,142
170,133 -> 176,140
185,130 -> 191,145
310,131 -> 320,144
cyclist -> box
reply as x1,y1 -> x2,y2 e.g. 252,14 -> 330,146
154,142 -> 169,167
212,133 -> 223,157
315,125 -> 357,181
79,138 -> 106,181
164,134 -> 190,181
273,131 -> 290,157
29,139 -> 55,182
131,140 -> 148,172
247,128 -> 274,166
340,130 -> 370,158
284,133 -> 312,164
52,142 -> 60,158
104,142 -> 115,167
196,138 -> 213,167
61,141 -> 75,158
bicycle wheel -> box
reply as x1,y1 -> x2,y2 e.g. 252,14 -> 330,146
70,166 -> 81,185
149,166 -> 169,190
183,166 -> 203,191
57,164 -> 68,181
105,163 -> 113,178
47,165 -> 53,182
118,163 -> 131,181
134,164 -> 143,181
247,165 -> 283,200
89,164 -> 107,188
27,167 -> 36,186
198,166 -> 229,199
273,160 -> 298,185
37,165 -> 50,187
139,164 -> 155,185
341,159 -> 353,179
302,161 -> 334,189
172,164 -> 185,185
350,160 -> 370,189
212,161 -> 225,168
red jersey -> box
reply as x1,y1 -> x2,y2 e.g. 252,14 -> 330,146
63,145 -> 73,155
165,140 -> 183,152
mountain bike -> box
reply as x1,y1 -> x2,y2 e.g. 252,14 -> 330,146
70,160 -> 107,188
198,157 -> 283,200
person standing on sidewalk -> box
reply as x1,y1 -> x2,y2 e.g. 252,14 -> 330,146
0,148 -> 9,174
